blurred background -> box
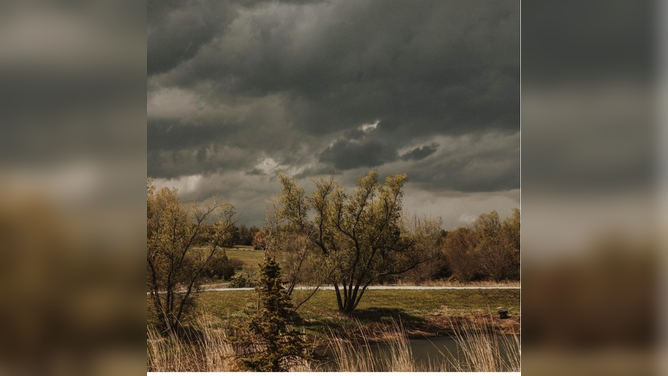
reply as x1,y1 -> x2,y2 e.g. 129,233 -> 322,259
522,0 -> 664,375
0,0 -> 665,375
0,0 -> 145,375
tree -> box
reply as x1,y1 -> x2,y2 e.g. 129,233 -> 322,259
230,257 -> 309,372
442,208 -> 520,282
235,224 -> 259,246
275,171 -> 423,314
202,252 -> 244,281
147,179 -> 236,333
472,210 -> 520,280
252,229 -> 267,250
443,227 -> 480,281
398,216 -> 448,284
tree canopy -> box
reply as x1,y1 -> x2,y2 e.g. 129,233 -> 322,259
272,171 -> 427,313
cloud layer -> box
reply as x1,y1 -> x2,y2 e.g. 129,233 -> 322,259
148,0 -> 519,227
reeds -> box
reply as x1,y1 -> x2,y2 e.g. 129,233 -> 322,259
147,315 -> 236,372
447,316 -> 521,372
326,320 -> 424,372
146,314 -> 520,372
147,315 -> 314,372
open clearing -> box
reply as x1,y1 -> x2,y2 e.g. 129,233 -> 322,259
223,246 -> 264,271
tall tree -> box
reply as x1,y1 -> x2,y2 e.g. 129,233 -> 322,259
230,257 -> 309,372
146,179 -> 235,333
275,171 -> 422,314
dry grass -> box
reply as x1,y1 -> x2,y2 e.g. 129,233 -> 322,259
147,315 -> 314,372
326,320 -> 422,372
147,315 -> 237,372
447,315 -> 521,372
147,314 -> 520,372
325,318 -> 520,372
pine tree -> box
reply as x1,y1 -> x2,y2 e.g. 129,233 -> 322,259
230,256 -> 310,371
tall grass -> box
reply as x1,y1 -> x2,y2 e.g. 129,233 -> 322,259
447,316 -> 521,372
147,315 -> 236,372
146,315 -> 520,372
325,318 -> 519,372
147,315 -> 314,372
326,320 -> 423,371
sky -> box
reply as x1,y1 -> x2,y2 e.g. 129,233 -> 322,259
147,0 -> 520,229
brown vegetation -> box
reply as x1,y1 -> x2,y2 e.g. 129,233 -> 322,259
444,208 -> 520,282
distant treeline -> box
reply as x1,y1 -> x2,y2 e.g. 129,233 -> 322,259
400,208 -> 520,284
195,210 -> 521,284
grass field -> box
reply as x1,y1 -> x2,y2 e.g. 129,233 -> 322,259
158,247 -> 520,338
190,288 -> 520,338
223,245 -> 265,272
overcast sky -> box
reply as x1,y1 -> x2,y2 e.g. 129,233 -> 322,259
147,0 -> 519,228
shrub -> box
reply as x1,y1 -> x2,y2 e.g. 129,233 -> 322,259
229,271 -> 258,288
202,253 -> 245,281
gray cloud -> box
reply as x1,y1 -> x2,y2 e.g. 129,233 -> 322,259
148,0 -> 519,225
400,143 -> 439,161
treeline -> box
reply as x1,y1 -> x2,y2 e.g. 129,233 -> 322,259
444,208 -> 520,281
147,173 -> 519,331
398,208 -> 520,284
198,223 -> 264,248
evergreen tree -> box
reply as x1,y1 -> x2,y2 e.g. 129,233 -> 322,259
230,256 -> 310,371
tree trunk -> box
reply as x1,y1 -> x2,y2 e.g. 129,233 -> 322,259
334,283 -> 362,314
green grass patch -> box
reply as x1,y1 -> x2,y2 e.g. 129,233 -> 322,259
197,289 -> 519,317
223,247 -> 265,272
190,288 -> 520,337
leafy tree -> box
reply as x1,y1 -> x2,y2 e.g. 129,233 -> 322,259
230,257 -> 309,372
147,179 -> 235,333
275,171 -> 423,314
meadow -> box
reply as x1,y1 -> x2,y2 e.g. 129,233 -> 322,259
148,287 -> 520,341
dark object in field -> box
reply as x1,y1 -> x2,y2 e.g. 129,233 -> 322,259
498,310 -> 509,319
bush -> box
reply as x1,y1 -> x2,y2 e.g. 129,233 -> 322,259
229,271 -> 258,288
202,253 -> 245,281
442,209 -> 520,282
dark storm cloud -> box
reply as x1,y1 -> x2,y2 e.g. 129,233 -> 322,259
320,139 -> 397,170
148,0 -> 520,215
147,0 -> 236,76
